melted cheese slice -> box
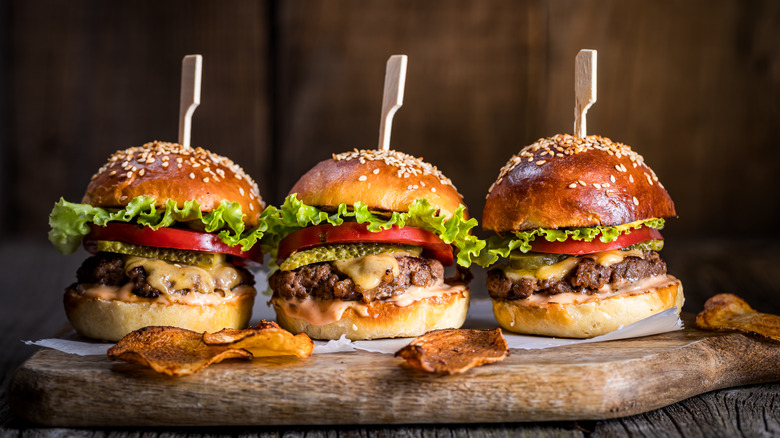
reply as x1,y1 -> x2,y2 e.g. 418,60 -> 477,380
503,249 -> 645,281
125,256 -> 244,296
78,256 -> 255,305
333,254 -> 400,290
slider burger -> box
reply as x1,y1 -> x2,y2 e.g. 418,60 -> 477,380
479,134 -> 683,338
49,141 -> 267,341
265,149 -> 483,340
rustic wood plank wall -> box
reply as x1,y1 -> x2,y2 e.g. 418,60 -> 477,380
2,0 -> 779,240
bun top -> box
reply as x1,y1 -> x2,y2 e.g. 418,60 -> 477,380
83,141 -> 265,227
483,134 -> 676,232
288,148 -> 466,219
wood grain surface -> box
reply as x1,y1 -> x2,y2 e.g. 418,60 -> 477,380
8,314 -> 780,427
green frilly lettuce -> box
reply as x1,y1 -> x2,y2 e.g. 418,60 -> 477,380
261,194 -> 485,268
474,218 -> 666,267
48,196 -> 268,254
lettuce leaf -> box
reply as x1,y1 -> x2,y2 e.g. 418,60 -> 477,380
48,196 -> 267,254
474,218 -> 666,267
261,194 -> 485,267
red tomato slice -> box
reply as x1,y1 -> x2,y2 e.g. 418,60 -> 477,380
83,222 -> 263,264
277,222 -> 454,266
529,227 -> 663,255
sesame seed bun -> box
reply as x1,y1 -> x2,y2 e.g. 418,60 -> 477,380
288,149 -> 466,219
83,141 -> 265,227
483,134 -> 676,232
275,148 -> 472,340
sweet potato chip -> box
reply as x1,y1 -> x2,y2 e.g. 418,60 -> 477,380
107,321 -> 314,376
395,328 -> 509,374
696,293 -> 780,343
107,326 -> 252,376
203,320 -> 314,358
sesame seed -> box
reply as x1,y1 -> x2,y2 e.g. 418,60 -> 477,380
633,197 -> 639,205
594,183 -> 601,189
629,175 -> 635,183
536,160 -> 546,166
372,168 -> 380,175
162,162 -> 169,168
189,172 -> 195,179
239,187 -> 245,196
610,175 -> 616,183
109,170 -> 117,176
138,169 -> 145,176
578,180 -> 586,186
249,203 -> 254,211
203,177 -> 209,182
126,171 -> 132,178
568,183 -> 577,188
358,175 -> 367,181
431,187 -> 436,192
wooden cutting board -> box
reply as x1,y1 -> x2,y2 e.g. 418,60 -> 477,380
9,313 -> 780,427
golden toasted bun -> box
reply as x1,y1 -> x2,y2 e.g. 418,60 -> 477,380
63,288 -> 255,342
271,288 -> 470,340
492,276 -> 683,338
483,134 -> 676,231
83,141 -> 265,227
288,149 -> 466,219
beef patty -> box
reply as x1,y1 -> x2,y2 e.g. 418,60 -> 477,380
487,250 -> 667,301
269,255 -> 460,303
70,252 -> 254,298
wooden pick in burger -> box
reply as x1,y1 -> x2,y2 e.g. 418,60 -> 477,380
178,54 -> 203,149
377,54 -> 408,151
574,49 -> 597,138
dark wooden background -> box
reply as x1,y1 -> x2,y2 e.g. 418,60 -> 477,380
2,3 -> 780,434
2,0 -> 780,241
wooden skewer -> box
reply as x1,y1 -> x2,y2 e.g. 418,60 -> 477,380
574,49 -> 597,139
178,54 -> 203,148
378,54 -> 408,151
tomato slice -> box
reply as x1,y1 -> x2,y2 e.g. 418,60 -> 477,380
529,227 -> 663,255
277,222 -> 454,266
83,222 -> 263,264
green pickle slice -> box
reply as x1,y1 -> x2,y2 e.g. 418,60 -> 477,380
96,240 -> 224,268
623,239 -> 664,252
508,252 -> 569,270
281,243 -> 422,271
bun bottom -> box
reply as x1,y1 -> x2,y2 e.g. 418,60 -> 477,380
272,289 -> 470,340
64,289 -> 255,342
492,277 -> 683,338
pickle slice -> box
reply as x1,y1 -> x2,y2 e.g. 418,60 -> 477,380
96,240 -> 225,268
622,239 -> 664,252
281,243 -> 422,271
508,252 -> 569,271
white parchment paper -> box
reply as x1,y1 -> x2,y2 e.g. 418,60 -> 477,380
25,298 -> 682,356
